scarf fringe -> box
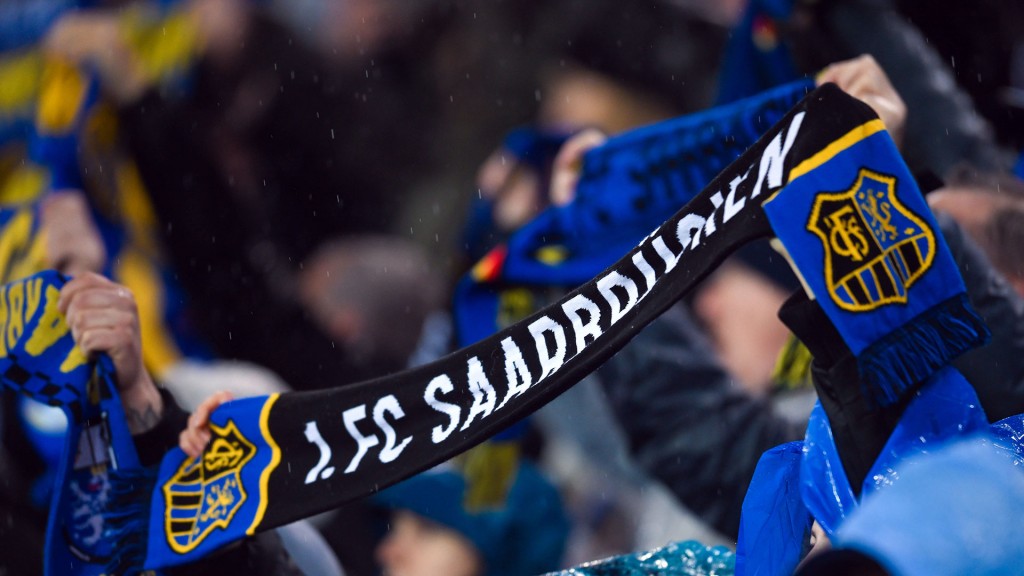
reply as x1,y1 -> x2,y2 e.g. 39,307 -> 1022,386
859,294 -> 990,407
103,466 -> 158,576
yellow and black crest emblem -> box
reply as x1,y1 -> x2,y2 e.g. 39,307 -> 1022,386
163,419 -> 256,553
807,168 -> 935,311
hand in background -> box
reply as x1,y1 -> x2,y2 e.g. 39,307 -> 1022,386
42,10 -> 148,103
549,128 -> 607,207
818,55 -> 907,148
41,191 -> 107,275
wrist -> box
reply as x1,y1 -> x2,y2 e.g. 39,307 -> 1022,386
120,373 -> 164,435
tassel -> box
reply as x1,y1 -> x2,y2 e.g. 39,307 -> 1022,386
859,294 -> 990,407
103,466 -> 158,576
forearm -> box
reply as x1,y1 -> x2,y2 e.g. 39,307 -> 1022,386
130,387 -> 188,466
119,377 -> 164,436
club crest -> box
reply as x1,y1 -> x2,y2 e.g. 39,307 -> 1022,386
806,168 -> 935,311
163,419 -> 256,553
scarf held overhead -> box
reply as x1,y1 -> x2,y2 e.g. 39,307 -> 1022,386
5,84 -> 919,573
127,83 -> 877,572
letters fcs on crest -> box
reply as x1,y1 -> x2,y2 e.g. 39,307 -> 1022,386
807,168 -> 935,312
163,420 -> 256,553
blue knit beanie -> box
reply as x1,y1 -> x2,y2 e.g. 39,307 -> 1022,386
375,461 -> 570,576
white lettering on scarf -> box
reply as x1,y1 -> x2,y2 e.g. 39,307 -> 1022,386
308,110 -> 805,481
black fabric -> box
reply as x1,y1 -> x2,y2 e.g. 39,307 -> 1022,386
777,292 -> 848,369
322,501 -> 390,576
0,392 -> 47,574
941,214 -> 1024,421
597,304 -> 805,539
0,408 -> 46,575
133,387 -> 189,467
796,548 -> 891,576
787,0 -> 1005,177
163,530 -> 302,576
780,292 -> 913,497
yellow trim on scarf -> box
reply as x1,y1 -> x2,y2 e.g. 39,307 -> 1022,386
248,393 -> 282,535
787,119 -> 886,183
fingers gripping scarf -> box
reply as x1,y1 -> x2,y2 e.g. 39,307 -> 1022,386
2,83 -> 985,574
0,270 -> 139,574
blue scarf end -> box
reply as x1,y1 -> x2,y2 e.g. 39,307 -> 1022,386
103,466 -> 158,575
858,293 -> 990,406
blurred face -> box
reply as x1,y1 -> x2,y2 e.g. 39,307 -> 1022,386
376,511 -> 483,576
539,67 -> 674,135
692,262 -> 792,395
927,186 -> 996,242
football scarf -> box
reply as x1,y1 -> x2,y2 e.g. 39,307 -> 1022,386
14,83 -> 984,573
455,79 -> 813,346
761,117 -> 989,404
0,270 -> 140,576
121,83 -> 889,572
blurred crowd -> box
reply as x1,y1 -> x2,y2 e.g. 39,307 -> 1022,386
1,0 -> 1023,575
